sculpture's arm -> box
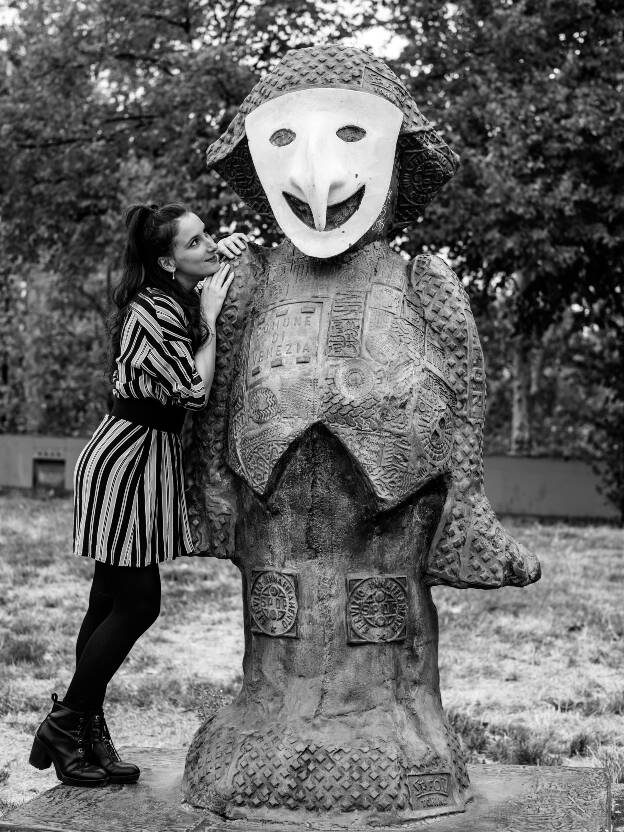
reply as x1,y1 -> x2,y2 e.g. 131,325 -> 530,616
184,244 -> 263,558
407,254 -> 541,589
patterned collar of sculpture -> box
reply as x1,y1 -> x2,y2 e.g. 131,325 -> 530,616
206,44 -> 460,254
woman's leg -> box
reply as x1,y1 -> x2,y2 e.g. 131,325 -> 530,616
63,562 -> 161,712
30,562 -> 158,785
75,562 -> 115,664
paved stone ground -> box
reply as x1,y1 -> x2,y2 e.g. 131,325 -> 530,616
0,748 -> 614,832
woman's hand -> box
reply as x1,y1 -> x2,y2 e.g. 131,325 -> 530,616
216,232 -> 250,260
200,262 -> 235,326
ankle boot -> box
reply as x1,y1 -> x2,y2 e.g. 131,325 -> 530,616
90,708 -> 140,784
29,693 -> 110,786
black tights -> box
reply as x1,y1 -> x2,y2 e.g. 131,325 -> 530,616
63,561 -> 161,712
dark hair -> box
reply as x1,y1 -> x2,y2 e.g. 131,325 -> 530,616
107,202 -> 209,382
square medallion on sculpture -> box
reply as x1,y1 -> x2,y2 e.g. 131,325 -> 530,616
249,570 -> 299,638
346,575 -> 408,643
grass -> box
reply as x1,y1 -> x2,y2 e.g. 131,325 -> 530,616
0,491 -> 242,813
433,519 -> 624,783
1,492 -> 623,815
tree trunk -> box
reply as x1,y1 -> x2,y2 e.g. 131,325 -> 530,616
22,267 -> 47,434
510,331 -> 533,455
509,271 -> 534,456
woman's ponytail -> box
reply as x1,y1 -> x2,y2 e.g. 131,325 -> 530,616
112,204 -> 156,310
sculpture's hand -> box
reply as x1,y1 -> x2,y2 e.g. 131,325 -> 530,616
427,490 -> 541,589
405,253 -> 541,590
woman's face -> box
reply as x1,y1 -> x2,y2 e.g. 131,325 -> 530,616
169,212 -> 219,288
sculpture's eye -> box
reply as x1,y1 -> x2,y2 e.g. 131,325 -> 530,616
336,125 -> 366,142
270,128 -> 295,147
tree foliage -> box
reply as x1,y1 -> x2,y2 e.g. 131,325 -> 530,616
1,0 -> 623,517
1,0 -> 367,272
382,0 -> 624,511
385,0 -> 624,331
0,0 -> 373,433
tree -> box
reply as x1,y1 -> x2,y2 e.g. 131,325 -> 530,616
572,315 -> 624,524
0,0 -> 374,433
382,0 -> 624,454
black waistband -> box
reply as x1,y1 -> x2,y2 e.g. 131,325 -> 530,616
110,397 -> 186,435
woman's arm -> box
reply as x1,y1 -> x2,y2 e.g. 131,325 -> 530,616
216,232 -> 249,260
193,326 -> 218,408
194,262 -> 235,405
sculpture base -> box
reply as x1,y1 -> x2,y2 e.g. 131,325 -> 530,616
0,748 -> 614,832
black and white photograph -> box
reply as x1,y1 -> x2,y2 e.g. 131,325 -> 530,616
0,1 -> 622,829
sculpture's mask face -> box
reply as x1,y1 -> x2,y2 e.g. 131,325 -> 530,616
245,88 -> 403,258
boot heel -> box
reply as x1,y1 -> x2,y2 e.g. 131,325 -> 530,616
29,736 -> 52,770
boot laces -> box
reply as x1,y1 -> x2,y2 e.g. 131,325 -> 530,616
92,712 -> 119,758
76,714 -> 90,756
101,717 -> 118,758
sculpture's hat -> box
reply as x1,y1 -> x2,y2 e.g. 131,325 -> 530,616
206,45 -> 459,226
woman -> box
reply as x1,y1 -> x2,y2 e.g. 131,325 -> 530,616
29,203 -> 249,787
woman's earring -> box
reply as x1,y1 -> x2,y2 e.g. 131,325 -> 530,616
171,268 -> 176,281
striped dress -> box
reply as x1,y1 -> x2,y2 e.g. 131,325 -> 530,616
73,287 -> 206,567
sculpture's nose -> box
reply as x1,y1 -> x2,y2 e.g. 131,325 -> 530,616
287,134 -> 348,232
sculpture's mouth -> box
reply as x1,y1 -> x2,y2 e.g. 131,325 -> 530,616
283,186 -> 365,231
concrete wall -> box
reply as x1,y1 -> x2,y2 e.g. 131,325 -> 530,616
0,434 -> 88,492
484,454 -> 617,520
0,435 -> 618,521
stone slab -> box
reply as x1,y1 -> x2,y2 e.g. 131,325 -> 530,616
0,748 -> 613,832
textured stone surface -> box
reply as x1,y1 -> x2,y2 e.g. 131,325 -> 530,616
184,425 -> 469,821
187,240 -> 540,588
0,750 -> 612,832
183,242 -> 541,822
0,749 -> 202,832
183,44 -> 541,823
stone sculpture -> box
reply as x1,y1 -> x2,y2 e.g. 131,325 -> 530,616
182,45 -> 541,824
